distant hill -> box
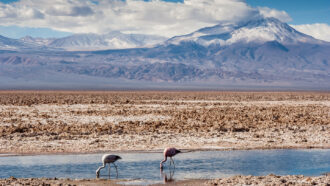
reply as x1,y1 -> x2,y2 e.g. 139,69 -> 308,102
47,31 -> 167,50
0,31 -> 167,51
0,18 -> 329,90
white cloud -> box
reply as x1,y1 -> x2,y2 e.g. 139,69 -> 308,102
0,0 -> 292,37
258,7 -> 292,22
291,23 -> 330,42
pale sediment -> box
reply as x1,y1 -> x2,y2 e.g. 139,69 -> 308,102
0,177 -> 122,186
1,174 -> 329,186
207,174 -> 330,186
0,91 -> 329,154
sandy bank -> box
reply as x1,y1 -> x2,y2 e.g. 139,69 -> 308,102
1,174 -> 329,186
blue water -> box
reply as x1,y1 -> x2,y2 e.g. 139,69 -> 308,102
0,149 -> 329,184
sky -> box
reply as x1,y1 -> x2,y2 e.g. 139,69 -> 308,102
0,0 -> 329,41
246,0 -> 330,25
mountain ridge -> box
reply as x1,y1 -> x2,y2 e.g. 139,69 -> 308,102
0,31 -> 167,51
0,17 -> 329,90
47,31 -> 167,51
166,18 -> 327,47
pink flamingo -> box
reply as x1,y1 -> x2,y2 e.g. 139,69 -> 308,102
160,147 -> 181,169
96,154 -> 121,178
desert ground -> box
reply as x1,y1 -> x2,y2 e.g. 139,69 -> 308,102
0,91 -> 329,154
1,174 -> 329,186
0,91 -> 329,185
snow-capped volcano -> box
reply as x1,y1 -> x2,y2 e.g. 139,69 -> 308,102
167,18 -> 324,46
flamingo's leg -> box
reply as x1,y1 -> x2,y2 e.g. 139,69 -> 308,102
170,168 -> 174,177
108,163 -> 111,179
113,162 -> 118,178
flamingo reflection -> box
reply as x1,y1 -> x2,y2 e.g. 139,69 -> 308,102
160,167 -> 175,183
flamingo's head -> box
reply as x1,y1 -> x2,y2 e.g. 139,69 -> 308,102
96,169 -> 100,178
115,155 -> 122,161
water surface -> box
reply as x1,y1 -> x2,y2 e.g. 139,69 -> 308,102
0,149 -> 329,185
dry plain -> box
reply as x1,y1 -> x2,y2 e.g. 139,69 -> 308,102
0,91 -> 329,186
1,174 -> 330,186
0,91 -> 329,154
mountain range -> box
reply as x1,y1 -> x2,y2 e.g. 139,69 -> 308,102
1,31 -> 167,51
0,18 -> 329,90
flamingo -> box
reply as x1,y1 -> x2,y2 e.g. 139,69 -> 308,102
160,147 -> 181,169
96,154 -> 121,178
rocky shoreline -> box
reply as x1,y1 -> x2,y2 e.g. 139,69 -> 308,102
208,174 -> 330,186
1,174 -> 329,186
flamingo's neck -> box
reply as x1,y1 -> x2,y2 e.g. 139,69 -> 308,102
160,156 -> 167,168
96,163 -> 106,174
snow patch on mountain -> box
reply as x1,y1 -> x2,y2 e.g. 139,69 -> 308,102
20,36 -> 55,46
1,31 -> 167,51
48,31 -> 167,50
166,18 -> 325,47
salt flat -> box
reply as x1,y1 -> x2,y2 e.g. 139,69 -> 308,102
0,91 -> 329,154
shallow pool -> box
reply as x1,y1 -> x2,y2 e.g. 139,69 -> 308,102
0,149 -> 329,185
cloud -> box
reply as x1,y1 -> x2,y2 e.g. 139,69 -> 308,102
0,0 -> 292,37
258,7 -> 292,22
46,5 -> 94,17
291,23 -> 330,42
